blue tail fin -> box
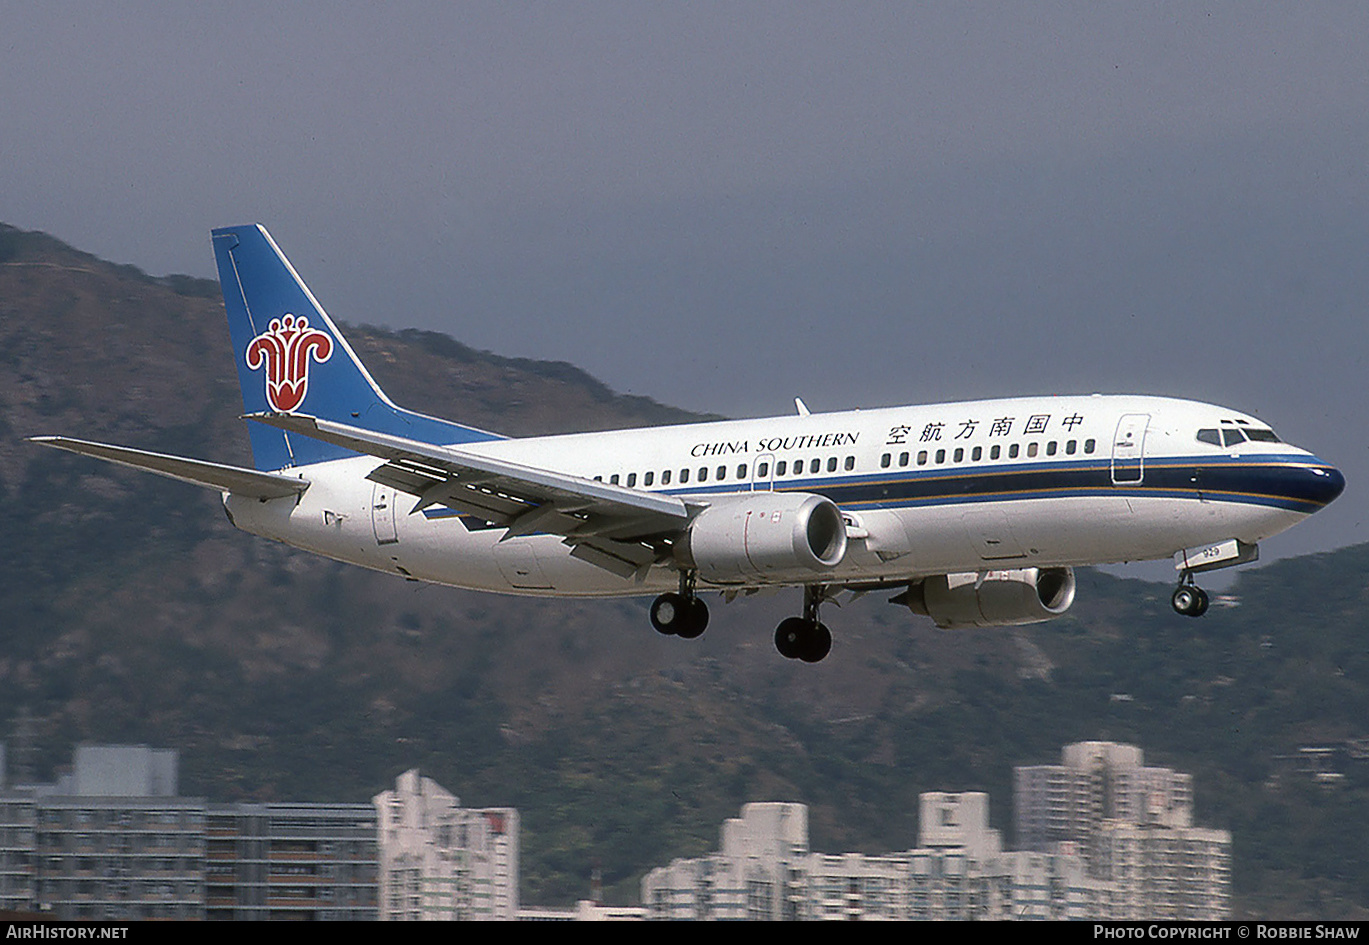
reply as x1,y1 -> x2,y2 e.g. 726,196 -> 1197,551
212,224 -> 502,470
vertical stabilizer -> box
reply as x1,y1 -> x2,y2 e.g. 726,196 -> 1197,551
212,224 -> 501,470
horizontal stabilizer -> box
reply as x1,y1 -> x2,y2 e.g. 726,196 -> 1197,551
28,436 -> 309,500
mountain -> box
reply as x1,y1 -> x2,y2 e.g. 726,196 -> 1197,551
1,224 -> 1365,917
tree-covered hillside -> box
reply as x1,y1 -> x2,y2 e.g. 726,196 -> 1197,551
0,224 -> 1364,916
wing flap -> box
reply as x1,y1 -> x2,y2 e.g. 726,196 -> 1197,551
28,436 -> 309,500
567,538 -> 658,579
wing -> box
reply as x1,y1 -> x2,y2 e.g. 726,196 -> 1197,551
28,436 -> 309,500
248,412 -> 695,578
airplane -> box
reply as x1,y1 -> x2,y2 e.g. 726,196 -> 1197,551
30,224 -> 1346,663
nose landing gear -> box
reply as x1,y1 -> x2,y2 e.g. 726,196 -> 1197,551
1171,572 -> 1210,617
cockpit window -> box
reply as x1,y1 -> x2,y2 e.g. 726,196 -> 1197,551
1203,424 -> 1280,446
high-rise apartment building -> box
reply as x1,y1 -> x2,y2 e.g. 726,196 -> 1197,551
204,803 -> 378,920
0,744 -> 379,920
1014,741 -> 1229,919
642,802 -> 809,920
1015,741 -> 1193,855
373,769 -> 518,920
641,796 -> 1109,920
0,746 -> 204,920
643,742 -> 1229,920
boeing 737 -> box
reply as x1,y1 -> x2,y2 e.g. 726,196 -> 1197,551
31,224 -> 1346,662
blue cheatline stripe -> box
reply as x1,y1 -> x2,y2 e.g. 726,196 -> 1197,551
415,456 -> 1339,526
647,457 -> 1336,514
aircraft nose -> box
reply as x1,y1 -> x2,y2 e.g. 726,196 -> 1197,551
1302,459 -> 1345,509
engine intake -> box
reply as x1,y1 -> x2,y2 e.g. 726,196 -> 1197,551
677,492 -> 848,583
896,567 -> 1076,628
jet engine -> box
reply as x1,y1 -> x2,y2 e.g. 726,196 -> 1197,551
895,567 -> 1076,628
677,492 -> 848,583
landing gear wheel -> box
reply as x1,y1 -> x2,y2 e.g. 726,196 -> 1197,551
651,593 -> 685,635
775,617 -> 806,660
1171,585 -> 1209,617
774,617 -> 832,663
798,622 -> 832,663
676,597 -> 709,639
651,592 -> 709,638
773,585 -> 837,663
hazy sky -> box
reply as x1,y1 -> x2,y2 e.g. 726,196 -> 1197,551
4,3 -> 1368,562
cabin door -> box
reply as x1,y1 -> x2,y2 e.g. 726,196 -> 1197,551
371,483 -> 399,545
1111,414 -> 1150,485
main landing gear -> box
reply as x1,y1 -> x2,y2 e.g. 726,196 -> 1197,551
773,585 -> 833,663
649,574 -> 835,663
1171,572 -> 1210,618
650,571 -> 709,639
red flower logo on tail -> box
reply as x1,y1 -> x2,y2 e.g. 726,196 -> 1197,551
245,314 -> 334,413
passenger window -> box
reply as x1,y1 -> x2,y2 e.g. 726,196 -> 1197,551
1046,441 -> 1057,456
1084,439 -> 1096,454
936,449 -> 946,464
698,467 -> 708,482
990,445 -> 1001,460
1009,444 -> 1020,459
737,464 -> 747,479
626,473 -> 637,487
594,475 -> 603,481
643,471 -> 654,486
717,465 -> 726,480
662,470 -> 672,485
953,447 -> 964,462
845,456 -> 855,471
679,468 -> 689,483
918,451 -> 929,465
881,453 -> 891,468
756,463 -> 768,478
972,446 -> 982,461
827,457 -> 838,473
610,474 -> 620,485
1066,440 -> 1076,455
776,461 -> 787,476
1027,443 -> 1039,457
898,452 -> 910,467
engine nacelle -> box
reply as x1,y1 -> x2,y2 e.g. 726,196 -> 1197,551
897,567 -> 1076,628
677,492 -> 848,584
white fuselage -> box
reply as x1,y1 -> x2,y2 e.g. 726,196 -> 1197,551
225,394 -> 1338,597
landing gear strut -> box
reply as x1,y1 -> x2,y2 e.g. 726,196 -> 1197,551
1171,572 -> 1210,617
774,585 -> 833,663
651,571 -> 709,639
